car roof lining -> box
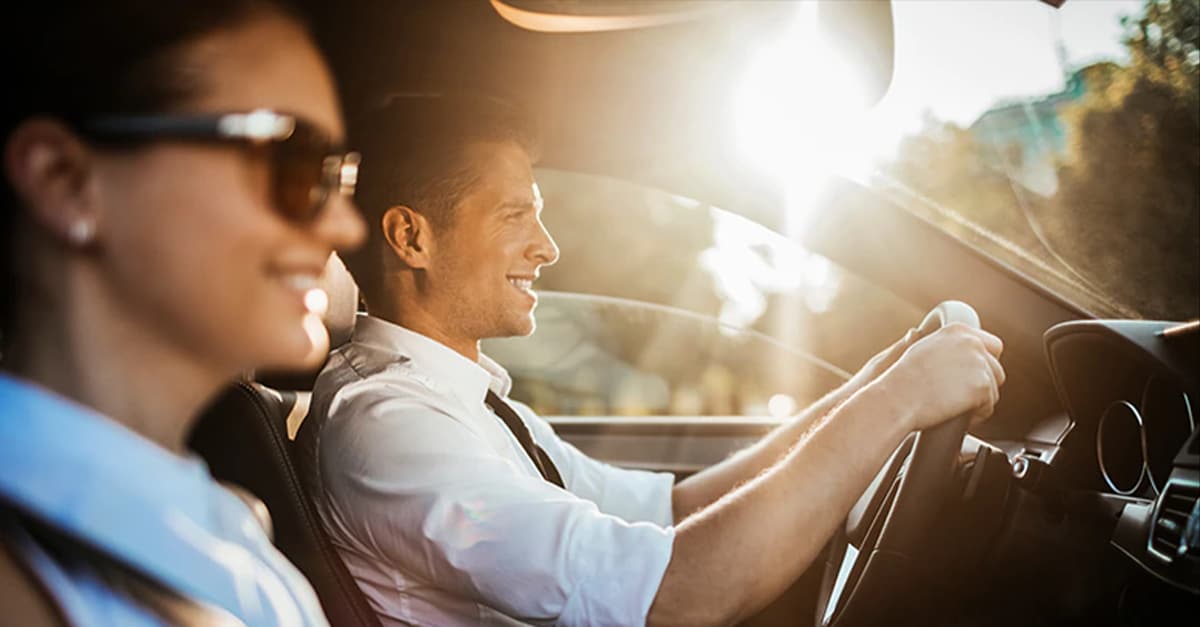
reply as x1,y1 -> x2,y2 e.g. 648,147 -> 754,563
307,0 -> 893,225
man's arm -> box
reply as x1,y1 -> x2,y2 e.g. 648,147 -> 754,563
670,330 -> 917,521
648,323 -> 1005,627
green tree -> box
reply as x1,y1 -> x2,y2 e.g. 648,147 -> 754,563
1124,0 -> 1200,88
1050,0 -> 1199,319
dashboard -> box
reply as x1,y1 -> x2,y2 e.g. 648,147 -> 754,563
1043,319 -> 1199,593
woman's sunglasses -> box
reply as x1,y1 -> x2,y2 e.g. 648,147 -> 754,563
79,110 -> 359,223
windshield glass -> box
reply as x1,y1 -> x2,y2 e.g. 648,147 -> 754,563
869,0 -> 1198,320
753,0 -> 1195,319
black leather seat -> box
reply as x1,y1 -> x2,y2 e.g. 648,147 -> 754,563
189,254 -> 379,627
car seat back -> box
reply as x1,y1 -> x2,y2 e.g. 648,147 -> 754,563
189,254 -> 379,627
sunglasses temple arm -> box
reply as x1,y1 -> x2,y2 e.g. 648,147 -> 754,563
79,115 -> 225,141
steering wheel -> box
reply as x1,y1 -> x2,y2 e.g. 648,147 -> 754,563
815,301 -> 980,627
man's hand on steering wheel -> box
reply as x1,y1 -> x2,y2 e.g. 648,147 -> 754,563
873,322 -> 1006,430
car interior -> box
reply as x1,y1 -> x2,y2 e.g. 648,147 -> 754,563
189,253 -> 379,627
185,1 -> 1198,626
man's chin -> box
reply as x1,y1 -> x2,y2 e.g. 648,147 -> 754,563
513,318 -> 536,337
477,315 -> 536,341
499,315 -> 537,339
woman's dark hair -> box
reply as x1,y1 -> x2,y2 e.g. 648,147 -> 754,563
0,0 -> 303,361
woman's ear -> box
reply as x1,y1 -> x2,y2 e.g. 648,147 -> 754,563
3,118 -> 102,247
381,205 -> 434,269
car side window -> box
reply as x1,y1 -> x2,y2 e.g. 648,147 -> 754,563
482,169 -> 921,418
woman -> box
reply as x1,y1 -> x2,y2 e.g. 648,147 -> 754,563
0,1 -> 366,624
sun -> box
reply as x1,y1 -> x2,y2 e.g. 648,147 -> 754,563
734,2 -> 897,228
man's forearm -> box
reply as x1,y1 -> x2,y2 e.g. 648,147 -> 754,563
649,380 -> 913,627
670,377 -> 860,521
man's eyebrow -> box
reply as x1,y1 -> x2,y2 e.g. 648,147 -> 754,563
496,198 -> 542,211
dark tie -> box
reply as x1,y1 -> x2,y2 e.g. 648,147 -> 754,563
484,390 -> 564,489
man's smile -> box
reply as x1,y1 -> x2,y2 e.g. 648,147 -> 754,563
507,274 -> 536,296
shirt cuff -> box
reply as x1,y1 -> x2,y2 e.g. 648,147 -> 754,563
557,518 -> 675,626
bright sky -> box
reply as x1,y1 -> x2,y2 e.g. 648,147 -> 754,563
883,0 -> 1143,130
735,0 -> 1147,183
857,0 -> 1145,171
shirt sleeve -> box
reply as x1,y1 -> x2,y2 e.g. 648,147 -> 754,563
319,386 -> 675,627
512,400 -> 676,528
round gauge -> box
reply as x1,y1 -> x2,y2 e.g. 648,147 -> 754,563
1096,400 -> 1147,495
1139,376 -> 1197,492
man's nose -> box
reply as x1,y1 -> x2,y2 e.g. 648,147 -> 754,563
529,219 -> 559,266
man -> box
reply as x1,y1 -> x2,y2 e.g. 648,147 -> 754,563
303,96 -> 1005,626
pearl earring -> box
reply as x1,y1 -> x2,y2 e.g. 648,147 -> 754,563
68,221 -> 94,245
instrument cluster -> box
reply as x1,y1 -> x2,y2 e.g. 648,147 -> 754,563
1095,376 -> 1196,497
1043,320 -> 1198,496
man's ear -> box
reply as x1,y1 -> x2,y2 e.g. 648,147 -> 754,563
381,205 -> 435,269
3,118 -> 102,247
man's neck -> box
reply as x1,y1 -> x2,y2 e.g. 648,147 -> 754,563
375,302 -> 481,363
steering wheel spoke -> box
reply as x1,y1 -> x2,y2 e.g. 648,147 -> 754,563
822,539 -> 860,626
846,434 -> 915,545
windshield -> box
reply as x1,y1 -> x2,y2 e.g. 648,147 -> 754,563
741,0 -> 1199,321
871,0 -> 1199,321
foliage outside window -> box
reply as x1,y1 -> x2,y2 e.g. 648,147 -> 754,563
879,0 -> 1198,321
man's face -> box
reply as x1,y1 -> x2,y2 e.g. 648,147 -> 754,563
426,140 -> 558,343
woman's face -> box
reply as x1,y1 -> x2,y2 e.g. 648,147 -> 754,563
90,14 -> 365,374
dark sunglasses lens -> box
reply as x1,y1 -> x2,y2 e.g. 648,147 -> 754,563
272,127 -> 333,222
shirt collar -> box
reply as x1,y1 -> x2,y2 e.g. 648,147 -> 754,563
351,314 -> 513,409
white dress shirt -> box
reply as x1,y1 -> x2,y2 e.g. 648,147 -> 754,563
303,314 -> 676,626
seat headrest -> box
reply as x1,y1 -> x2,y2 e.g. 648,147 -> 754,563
257,252 -> 360,391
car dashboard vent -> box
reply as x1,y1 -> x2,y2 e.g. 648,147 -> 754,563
1149,480 -> 1199,563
